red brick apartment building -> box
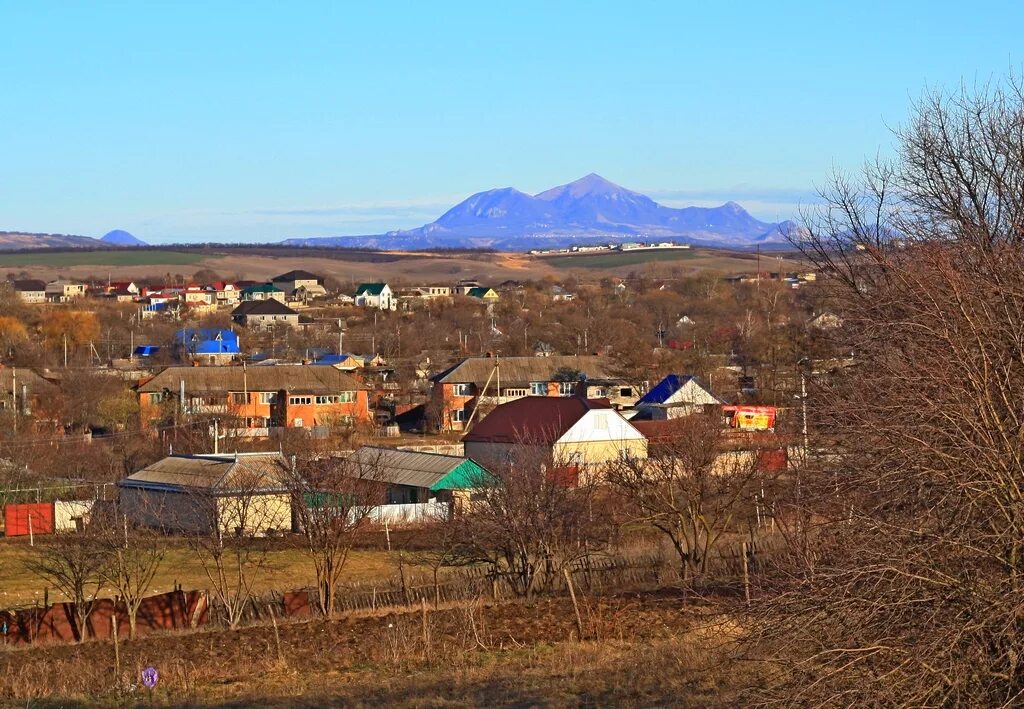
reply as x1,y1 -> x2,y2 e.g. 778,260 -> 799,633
136,365 -> 370,434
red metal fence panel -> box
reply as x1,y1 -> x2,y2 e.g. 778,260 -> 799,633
4,503 -> 55,537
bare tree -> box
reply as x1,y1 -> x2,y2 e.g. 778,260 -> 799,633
448,443 -> 613,598
747,78 -> 1024,705
94,510 -> 166,639
288,452 -> 386,617
187,467 -> 285,630
607,414 -> 763,586
25,532 -> 108,642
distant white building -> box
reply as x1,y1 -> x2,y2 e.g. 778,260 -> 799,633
354,283 -> 395,310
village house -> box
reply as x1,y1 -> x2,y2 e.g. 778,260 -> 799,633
354,282 -> 395,310
9,279 -> 47,303
633,374 -> 721,420
173,328 -> 241,365
230,299 -> 300,329
454,279 -> 483,295
429,354 -> 618,431
345,446 -> 487,505
117,452 -> 293,536
136,364 -> 371,432
205,282 -> 240,305
465,286 -> 499,302
462,396 -> 647,474
241,283 -> 286,303
271,270 -> 326,300
45,279 -> 87,302
573,378 -> 639,409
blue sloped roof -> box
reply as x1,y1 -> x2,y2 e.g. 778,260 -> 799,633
174,328 -> 240,355
133,345 -> 160,357
637,374 -> 693,405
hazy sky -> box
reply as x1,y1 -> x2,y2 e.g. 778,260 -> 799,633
2,1 -> 1021,243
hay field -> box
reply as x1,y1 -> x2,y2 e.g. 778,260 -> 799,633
0,245 -> 805,284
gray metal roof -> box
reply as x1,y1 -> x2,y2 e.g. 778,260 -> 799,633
118,452 -> 290,494
432,355 -> 615,387
137,365 -> 367,394
346,446 -> 466,489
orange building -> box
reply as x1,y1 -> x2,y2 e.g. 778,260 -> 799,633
428,355 -> 619,431
136,365 -> 370,434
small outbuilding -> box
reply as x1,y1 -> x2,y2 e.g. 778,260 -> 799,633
345,446 -> 487,504
117,452 -> 293,536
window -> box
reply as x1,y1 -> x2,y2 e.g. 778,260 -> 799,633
620,387 -> 633,397
451,383 -> 471,397
259,392 -> 278,404
148,392 -> 165,404
315,395 -> 337,405
231,392 -> 248,405
503,388 -> 528,398
339,390 -> 356,403
530,382 -> 547,396
293,417 -> 304,428
558,381 -> 574,396
451,408 -> 467,423
289,396 -> 313,405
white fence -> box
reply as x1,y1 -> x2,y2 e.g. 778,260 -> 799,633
359,501 -> 450,526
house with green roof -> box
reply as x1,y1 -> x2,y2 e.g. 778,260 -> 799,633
241,282 -> 286,303
345,445 -> 488,504
466,286 -> 499,301
354,282 -> 395,310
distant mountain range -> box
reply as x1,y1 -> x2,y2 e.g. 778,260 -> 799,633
0,229 -> 147,251
282,173 -> 800,250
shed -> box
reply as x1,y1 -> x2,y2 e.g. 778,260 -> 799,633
345,446 -> 488,504
117,452 -> 292,536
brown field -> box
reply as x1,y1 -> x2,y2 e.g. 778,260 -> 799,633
0,589 -> 753,707
0,537 -> 416,608
0,246 -> 805,284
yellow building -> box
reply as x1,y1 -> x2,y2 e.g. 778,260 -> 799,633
117,452 -> 293,536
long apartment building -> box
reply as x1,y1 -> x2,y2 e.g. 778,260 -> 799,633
137,365 -> 370,433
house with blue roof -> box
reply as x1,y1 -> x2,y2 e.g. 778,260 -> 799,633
634,374 -> 720,420
311,353 -> 363,371
173,328 -> 240,364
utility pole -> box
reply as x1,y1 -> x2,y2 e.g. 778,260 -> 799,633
63,333 -> 68,368
338,319 -> 344,355
213,419 -> 219,454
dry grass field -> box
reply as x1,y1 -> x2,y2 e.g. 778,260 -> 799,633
0,537 -> 416,607
0,589 -> 754,706
0,245 -> 805,284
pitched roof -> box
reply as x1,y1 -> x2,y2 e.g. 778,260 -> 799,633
355,283 -> 388,296
231,299 -> 297,316
637,374 -> 692,405
242,283 -> 284,294
118,452 -> 290,494
272,270 -> 320,282
10,279 -> 46,292
346,446 -> 486,490
462,396 -> 613,444
467,287 -> 496,298
137,364 -> 367,394
432,355 -> 614,387
636,374 -> 718,406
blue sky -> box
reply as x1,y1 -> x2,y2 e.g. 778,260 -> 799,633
1,1 -> 1021,243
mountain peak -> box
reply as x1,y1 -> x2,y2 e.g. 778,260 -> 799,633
535,173 -> 637,201
100,229 -> 147,246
